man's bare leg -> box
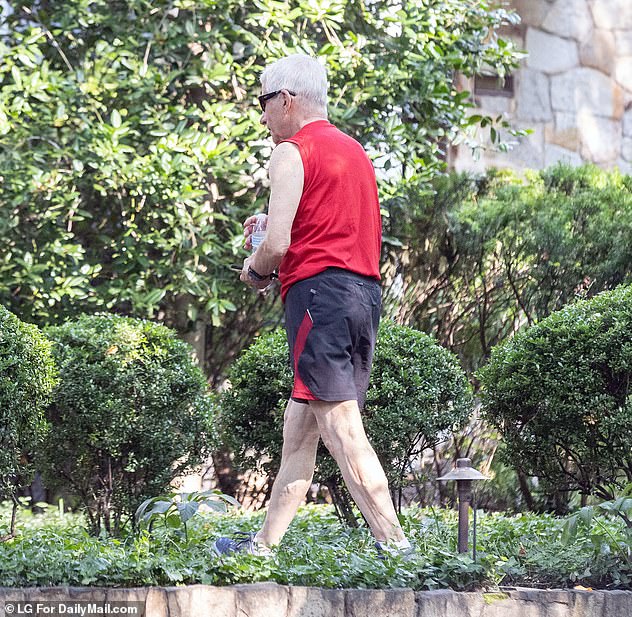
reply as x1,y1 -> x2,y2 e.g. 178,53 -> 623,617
255,399 -> 320,546
310,399 -> 405,543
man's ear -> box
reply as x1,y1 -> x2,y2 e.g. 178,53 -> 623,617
283,90 -> 293,112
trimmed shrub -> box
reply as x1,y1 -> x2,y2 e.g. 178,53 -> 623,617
0,305 -> 57,505
382,165 -> 632,374
41,314 -> 215,535
219,320 -> 473,520
478,284 -> 632,505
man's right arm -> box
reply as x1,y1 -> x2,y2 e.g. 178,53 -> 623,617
244,141 -> 304,280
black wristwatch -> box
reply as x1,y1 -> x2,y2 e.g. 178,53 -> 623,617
248,266 -> 278,281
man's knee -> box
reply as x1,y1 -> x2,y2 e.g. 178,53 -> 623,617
318,420 -> 372,462
278,478 -> 311,500
281,401 -> 319,454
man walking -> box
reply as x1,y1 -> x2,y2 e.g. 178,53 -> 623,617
213,54 -> 411,557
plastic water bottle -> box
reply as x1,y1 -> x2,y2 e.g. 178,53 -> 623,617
250,213 -> 267,251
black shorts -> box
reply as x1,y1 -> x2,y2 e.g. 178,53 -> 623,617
284,268 -> 381,409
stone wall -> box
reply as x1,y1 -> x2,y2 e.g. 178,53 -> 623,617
450,0 -> 632,174
1,584 -> 632,617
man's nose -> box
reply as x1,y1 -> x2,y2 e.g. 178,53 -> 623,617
260,111 -> 267,126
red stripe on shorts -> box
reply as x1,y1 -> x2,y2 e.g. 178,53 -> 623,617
292,309 -> 317,401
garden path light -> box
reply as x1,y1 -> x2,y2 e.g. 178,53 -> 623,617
438,458 -> 488,558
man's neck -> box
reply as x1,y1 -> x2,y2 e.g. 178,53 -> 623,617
297,115 -> 328,131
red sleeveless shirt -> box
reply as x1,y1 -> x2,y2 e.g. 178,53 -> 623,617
279,120 -> 382,301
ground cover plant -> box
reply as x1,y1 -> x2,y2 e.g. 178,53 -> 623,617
0,501 -> 628,590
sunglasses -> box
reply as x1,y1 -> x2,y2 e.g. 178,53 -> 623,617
258,89 -> 296,112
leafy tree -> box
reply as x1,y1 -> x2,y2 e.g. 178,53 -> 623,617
379,165 -> 632,512
382,165 -> 632,373
218,320 -> 473,523
0,304 -> 57,540
0,0 -> 522,383
478,285 -> 632,508
41,314 -> 215,535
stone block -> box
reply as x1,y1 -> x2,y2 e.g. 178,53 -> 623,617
547,112 -> 580,150
67,588 -> 108,602
1,588 -> 110,617
450,144 -> 488,175
512,0 -> 551,28
235,583 -> 289,617
24,587 -> 73,602
145,588 -> 168,617
526,29 -> 579,74
346,588 -> 415,617
0,588 -> 28,603
542,590 -> 573,617
416,590 -> 452,616
416,590 -> 486,617
619,159 -> 632,175
455,592 -> 485,616
551,68 -> 621,117
166,585 -> 235,617
508,589 -> 572,617
578,111 -> 622,163
415,589 -> 485,617
622,137 -> 632,161
615,56 -> 632,92
542,0 -> 593,42
483,592 -> 527,617
0,588 -> 29,617
602,589 -> 632,617
616,31 -> 632,56
592,0 -> 632,30
288,586 -> 345,617
569,589 -> 606,617
104,588 -> 147,616
545,144 -> 583,167
580,29 -> 616,75
517,69 -> 552,122
475,94 -> 514,116
105,588 -> 147,603
504,123 -> 546,170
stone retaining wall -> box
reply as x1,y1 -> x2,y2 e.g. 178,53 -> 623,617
1,584 -> 631,617
451,0 -> 632,175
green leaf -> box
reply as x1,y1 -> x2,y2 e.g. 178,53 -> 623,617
111,109 -> 122,128
176,500 -> 200,524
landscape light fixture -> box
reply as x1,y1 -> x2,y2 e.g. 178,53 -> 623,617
438,458 -> 488,558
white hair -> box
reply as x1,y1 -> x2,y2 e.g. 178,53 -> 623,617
260,54 -> 328,114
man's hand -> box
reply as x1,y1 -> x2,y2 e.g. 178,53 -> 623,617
240,253 -> 272,290
243,213 -> 268,251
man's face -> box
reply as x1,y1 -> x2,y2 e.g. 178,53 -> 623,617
260,90 -> 290,145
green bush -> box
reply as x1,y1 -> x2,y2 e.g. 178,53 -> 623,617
382,165 -> 632,374
219,320 -> 473,519
0,305 -> 57,503
478,284 -> 632,505
40,314 -> 215,535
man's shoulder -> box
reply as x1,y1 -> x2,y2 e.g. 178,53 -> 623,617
269,141 -> 303,180
272,140 -> 301,161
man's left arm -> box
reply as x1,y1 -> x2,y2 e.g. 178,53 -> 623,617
241,141 -> 304,288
